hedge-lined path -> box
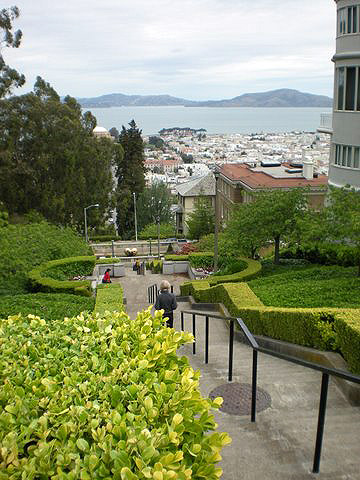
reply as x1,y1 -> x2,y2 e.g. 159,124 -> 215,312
114,268 -> 360,479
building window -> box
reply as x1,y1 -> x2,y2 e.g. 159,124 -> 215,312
334,143 -> 360,168
336,66 -> 360,111
338,5 -> 359,35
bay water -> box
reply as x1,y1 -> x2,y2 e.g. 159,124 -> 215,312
85,106 -> 332,135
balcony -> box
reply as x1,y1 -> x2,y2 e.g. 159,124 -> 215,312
317,113 -> 333,134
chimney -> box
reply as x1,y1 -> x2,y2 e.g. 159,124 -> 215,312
303,157 -> 314,180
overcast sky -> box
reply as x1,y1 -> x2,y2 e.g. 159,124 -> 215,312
4,0 -> 336,100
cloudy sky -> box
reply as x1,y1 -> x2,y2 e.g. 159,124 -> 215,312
4,0 -> 336,100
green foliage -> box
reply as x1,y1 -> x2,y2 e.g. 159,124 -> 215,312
0,78 -> 117,227
186,196 -> 215,240
0,293 -> 94,321
334,312 -> 360,374
165,255 -> 189,262
226,189 -> 306,264
96,257 -> 123,264
0,6 -> 25,98
282,242 -> 359,267
139,223 -> 175,240
0,222 -> 92,295
28,256 -> 95,296
137,183 -> 174,233
0,309 -> 231,478
94,283 -> 124,315
189,252 -> 214,269
146,260 -> 163,273
90,235 -> 119,243
115,120 -> 146,239
0,209 -> 8,228
248,265 -> 360,308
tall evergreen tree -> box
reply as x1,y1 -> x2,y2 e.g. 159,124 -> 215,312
114,120 -> 146,238
0,77 -> 116,227
0,5 -> 25,98
136,182 -> 173,232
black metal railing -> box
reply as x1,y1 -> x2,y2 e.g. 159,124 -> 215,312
148,284 -> 174,303
180,309 -> 360,474
148,284 -> 158,303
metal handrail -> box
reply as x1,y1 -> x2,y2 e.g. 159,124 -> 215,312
147,284 -> 158,303
180,309 -> 360,474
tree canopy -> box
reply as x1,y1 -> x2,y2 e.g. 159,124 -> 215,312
0,5 -> 25,98
226,189 -> 306,263
114,120 -> 146,238
0,76 -> 118,228
186,196 -> 215,240
136,182 -> 173,232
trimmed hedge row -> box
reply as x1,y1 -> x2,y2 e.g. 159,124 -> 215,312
180,280 -> 360,374
28,256 -> 96,297
146,260 -> 163,273
96,257 -> 123,265
180,257 -> 261,294
335,311 -> 360,374
94,283 -> 124,315
165,255 -> 189,262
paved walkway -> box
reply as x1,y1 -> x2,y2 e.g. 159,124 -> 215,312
114,268 -> 360,480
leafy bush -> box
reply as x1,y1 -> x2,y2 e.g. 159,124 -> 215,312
214,259 -> 247,276
139,223 -> 175,240
96,257 -> 123,264
28,256 -> 95,296
0,222 -> 92,295
189,252 -> 214,269
248,265 -> 360,308
281,242 -> 359,267
0,293 -> 95,321
165,255 -> 189,262
335,311 -> 360,374
0,309 -> 231,478
94,283 -> 124,315
42,258 -> 96,281
147,260 -> 163,273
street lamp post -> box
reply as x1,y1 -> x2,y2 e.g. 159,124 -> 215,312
213,169 -> 220,273
133,192 -> 138,241
84,204 -> 99,243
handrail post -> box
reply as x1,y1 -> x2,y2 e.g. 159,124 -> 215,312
181,311 -> 184,331
251,349 -> 258,422
205,316 -> 209,364
228,319 -> 234,382
312,373 -> 330,474
192,313 -> 196,354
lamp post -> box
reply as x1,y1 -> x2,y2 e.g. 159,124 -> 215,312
213,169 -> 220,273
133,192 -> 138,241
152,196 -> 161,259
84,204 -> 99,243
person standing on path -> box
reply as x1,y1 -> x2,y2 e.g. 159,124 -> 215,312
154,280 -> 177,328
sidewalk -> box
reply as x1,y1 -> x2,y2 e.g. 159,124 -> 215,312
115,269 -> 360,480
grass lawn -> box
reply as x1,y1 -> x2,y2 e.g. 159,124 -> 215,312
248,264 -> 360,308
0,293 -> 95,321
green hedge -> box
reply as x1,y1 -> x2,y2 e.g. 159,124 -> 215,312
89,235 -> 119,242
0,293 -> 95,321
0,310 -> 230,479
94,283 -> 124,315
207,257 -> 261,286
146,260 -> 163,273
165,254 -> 189,262
281,242 -> 359,267
335,312 -> 360,374
28,256 -> 96,296
96,257 -> 123,264
180,279 -> 360,374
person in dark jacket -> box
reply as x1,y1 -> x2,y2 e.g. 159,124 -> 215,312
154,280 -> 177,328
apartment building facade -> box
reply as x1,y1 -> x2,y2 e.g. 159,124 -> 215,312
328,0 -> 360,189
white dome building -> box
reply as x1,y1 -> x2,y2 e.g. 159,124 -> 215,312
92,126 -> 112,139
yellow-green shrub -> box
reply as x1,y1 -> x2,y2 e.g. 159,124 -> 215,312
0,309 -> 231,478
94,283 -> 124,314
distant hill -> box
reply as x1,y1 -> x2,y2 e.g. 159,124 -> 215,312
78,89 -> 332,108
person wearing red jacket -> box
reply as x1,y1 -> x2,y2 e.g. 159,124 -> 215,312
102,268 -> 111,283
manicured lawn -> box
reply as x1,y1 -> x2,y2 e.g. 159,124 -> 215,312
248,265 -> 360,308
0,293 -> 95,321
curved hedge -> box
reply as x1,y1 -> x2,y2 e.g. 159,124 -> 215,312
180,256 -> 261,295
28,256 -> 95,297
181,280 -> 360,375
